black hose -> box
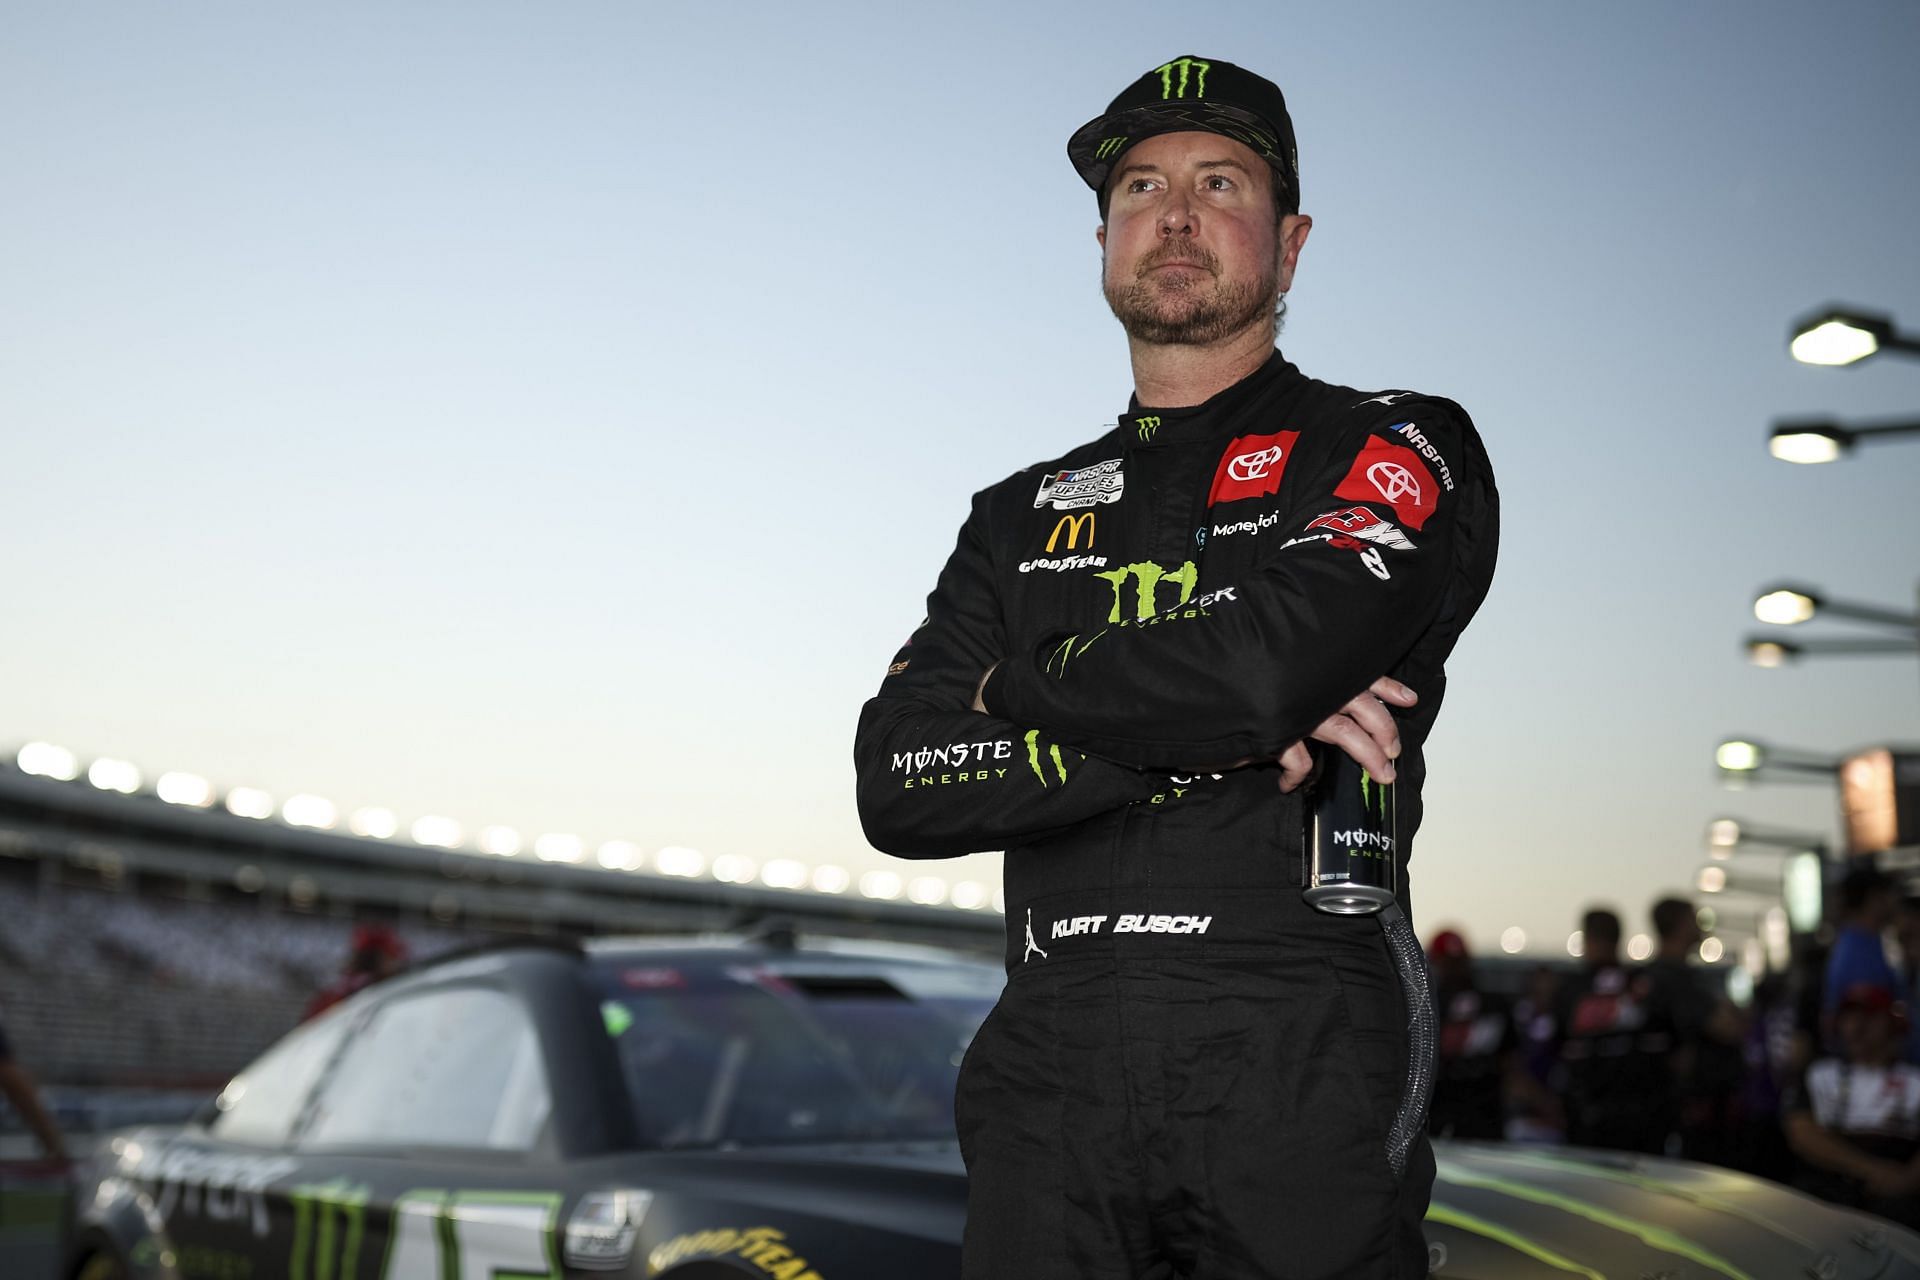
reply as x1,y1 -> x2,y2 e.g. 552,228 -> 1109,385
1377,902 -> 1435,1177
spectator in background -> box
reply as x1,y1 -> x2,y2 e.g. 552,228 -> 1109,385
1643,896 -> 1745,1165
1784,983 -> 1920,1229
0,1014 -> 67,1163
1558,906 -> 1667,1152
1823,868 -> 1904,1053
1427,929 -> 1516,1140
1896,896 -> 1920,1063
303,923 -> 409,1021
1507,964 -> 1565,1144
1427,930 -> 1559,1143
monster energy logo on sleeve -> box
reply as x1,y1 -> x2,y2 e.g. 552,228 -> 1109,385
1156,57 -> 1210,100
1024,729 -> 1070,787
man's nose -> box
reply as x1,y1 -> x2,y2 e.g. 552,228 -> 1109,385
1158,195 -> 1195,236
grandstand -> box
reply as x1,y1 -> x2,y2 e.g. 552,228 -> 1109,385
0,757 -> 999,1098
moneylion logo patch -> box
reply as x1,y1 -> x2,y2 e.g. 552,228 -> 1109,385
1156,57 -> 1209,100
1046,512 -> 1095,552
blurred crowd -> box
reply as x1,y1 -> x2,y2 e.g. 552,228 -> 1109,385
1429,866 -> 1920,1228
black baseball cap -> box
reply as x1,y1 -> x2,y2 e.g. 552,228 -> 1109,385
1067,55 -> 1300,214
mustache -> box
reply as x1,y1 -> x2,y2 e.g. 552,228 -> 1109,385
1137,242 -> 1218,275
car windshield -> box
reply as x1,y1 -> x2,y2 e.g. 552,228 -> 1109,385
593,956 -> 1001,1150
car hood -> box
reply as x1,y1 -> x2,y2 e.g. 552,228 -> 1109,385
1430,1142 -> 1920,1279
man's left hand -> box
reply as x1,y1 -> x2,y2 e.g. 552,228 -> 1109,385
1278,677 -> 1417,793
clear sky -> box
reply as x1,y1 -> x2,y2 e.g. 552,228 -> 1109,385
4,1 -> 1917,961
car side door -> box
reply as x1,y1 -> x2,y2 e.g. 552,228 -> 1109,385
288,964 -> 565,1279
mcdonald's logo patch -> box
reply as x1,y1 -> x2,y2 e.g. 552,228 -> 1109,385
1046,513 -> 1096,552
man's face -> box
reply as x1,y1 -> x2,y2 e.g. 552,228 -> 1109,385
1097,131 -> 1310,346
1840,1005 -> 1902,1064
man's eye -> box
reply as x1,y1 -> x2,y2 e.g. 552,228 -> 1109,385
1205,175 -> 1234,190
1127,178 -> 1157,193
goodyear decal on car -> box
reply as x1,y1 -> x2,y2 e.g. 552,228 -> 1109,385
1435,1160 -> 1755,1280
1424,1202 -> 1603,1280
649,1226 -> 824,1280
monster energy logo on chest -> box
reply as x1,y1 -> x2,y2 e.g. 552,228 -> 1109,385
1156,58 -> 1210,100
1096,560 -> 1199,623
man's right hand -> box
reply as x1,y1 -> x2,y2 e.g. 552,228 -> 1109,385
1278,677 -> 1417,793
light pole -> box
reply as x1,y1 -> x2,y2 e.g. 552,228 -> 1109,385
1715,737 -> 1842,781
1769,417 -> 1920,464
1789,307 -> 1920,368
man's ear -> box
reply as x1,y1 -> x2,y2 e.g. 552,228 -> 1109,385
1096,223 -> 1107,250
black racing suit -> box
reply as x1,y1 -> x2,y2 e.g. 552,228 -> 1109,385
854,351 -> 1498,1279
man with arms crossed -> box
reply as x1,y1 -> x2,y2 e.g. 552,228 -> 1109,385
854,55 -> 1498,1278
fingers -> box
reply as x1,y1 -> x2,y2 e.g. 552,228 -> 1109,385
1276,741 -> 1313,793
1368,676 -> 1418,708
1342,691 -> 1403,764
1311,713 -> 1396,783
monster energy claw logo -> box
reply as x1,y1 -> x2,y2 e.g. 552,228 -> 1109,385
1155,58 -> 1210,100
1135,415 -> 1161,442
1096,560 -> 1199,623
1095,136 -> 1128,159
1024,729 -> 1070,787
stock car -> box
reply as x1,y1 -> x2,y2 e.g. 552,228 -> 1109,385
64,930 -> 1920,1280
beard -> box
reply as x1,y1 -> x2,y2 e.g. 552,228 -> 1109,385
1103,239 -> 1280,346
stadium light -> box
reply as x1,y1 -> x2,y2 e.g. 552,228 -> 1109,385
993,886 -> 1006,914
1789,306 -> 1920,367
810,864 -> 850,894
225,787 -> 274,819
16,742 -> 80,781
908,876 -> 949,906
350,807 -> 399,839
1700,937 -> 1726,963
1627,933 -> 1653,961
1746,635 -> 1920,666
760,859 -> 808,890
1752,584 -> 1920,631
1706,817 -> 1830,859
596,840 -> 643,871
533,833 -> 584,864
860,870 -> 904,901
1715,738 -> 1842,780
952,880 -> 992,910
1500,927 -> 1526,954
1566,931 -> 1584,958
157,771 -> 215,807
1769,418 -> 1920,464
282,794 -> 338,829
479,826 -> 523,857
410,815 -> 463,849
711,854 -> 757,884
86,758 -> 142,794
654,847 -> 705,878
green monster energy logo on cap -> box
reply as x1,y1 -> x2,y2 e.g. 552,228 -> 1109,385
1156,57 -> 1210,100
1095,136 -> 1129,159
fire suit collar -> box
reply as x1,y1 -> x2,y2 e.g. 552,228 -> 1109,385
1120,348 -> 1299,448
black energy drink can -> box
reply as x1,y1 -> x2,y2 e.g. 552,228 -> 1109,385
1303,750 -> 1397,914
